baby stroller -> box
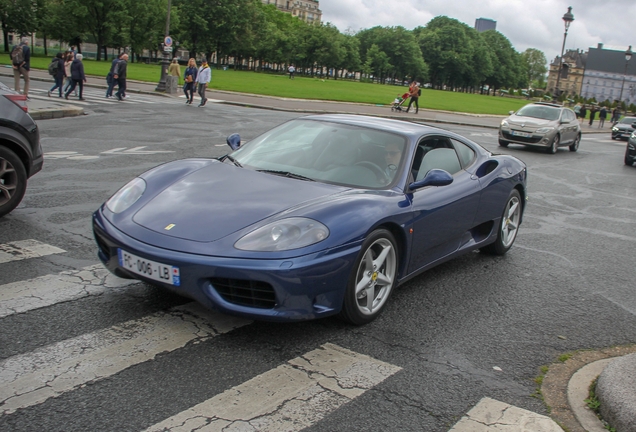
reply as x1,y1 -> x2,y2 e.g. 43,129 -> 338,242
391,93 -> 409,112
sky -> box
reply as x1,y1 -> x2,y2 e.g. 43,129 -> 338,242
318,0 -> 635,64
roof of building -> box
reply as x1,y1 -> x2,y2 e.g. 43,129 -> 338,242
586,43 -> 634,74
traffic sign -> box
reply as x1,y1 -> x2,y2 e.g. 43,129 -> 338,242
164,36 -> 173,47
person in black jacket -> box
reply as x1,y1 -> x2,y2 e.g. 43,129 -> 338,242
114,54 -> 128,101
106,53 -> 123,98
64,54 -> 87,100
48,52 -> 66,98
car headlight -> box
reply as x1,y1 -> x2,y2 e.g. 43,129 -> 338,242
106,178 -> 146,213
235,217 -> 329,251
500,120 -> 509,128
535,127 -> 554,134
612,127 -> 619,132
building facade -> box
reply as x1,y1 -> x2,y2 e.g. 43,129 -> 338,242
547,49 -> 587,97
474,18 -> 496,32
261,0 -> 322,23
581,43 -> 635,105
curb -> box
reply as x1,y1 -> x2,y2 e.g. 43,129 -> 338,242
541,345 -> 636,432
30,105 -> 84,120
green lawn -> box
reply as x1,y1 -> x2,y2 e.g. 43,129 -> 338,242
1,53 -> 529,115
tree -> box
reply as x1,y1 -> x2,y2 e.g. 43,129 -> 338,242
1,0 -> 38,52
521,48 -> 547,87
480,30 -> 524,94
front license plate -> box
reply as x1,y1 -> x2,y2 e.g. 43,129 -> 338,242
512,131 -> 531,137
118,249 -> 181,286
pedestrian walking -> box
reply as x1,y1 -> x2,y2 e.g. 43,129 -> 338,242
598,106 -> 607,128
106,53 -> 123,98
579,104 -> 587,123
196,58 -> 211,107
169,58 -> 181,80
405,80 -> 420,114
114,54 -> 129,101
588,106 -> 597,127
63,52 -> 75,95
11,37 -> 31,99
64,54 -> 86,100
288,64 -> 295,79
47,52 -> 66,98
183,58 -> 198,105
573,103 -> 581,119
611,108 -> 620,124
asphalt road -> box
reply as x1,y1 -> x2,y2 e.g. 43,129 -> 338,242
1,80 -> 635,431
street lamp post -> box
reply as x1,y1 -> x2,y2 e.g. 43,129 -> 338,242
155,0 -> 172,92
554,6 -> 574,98
618,45 -> 633,104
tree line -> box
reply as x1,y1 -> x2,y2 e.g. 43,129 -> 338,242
1,0 -> 548,94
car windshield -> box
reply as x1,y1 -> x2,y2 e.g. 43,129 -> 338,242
618,117 -> 636,124
230,119 -> 407,189
516,105 -> 561,121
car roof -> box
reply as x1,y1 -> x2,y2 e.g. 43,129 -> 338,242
527,102 -> 563,109
300,114 -> 447,139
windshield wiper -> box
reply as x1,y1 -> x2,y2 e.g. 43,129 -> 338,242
222,154 -> 242,167
256,170 -> 315,181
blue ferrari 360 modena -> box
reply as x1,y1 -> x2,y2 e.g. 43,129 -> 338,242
93,114 -> 527,325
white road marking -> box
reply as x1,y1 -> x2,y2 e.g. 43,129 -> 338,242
448,397 -> 563,431
144,343 -> 402,432
0,303 -> 251,414
0,239 -> 65,264
0,264 -> 137,318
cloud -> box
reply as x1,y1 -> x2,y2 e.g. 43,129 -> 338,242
320,0 -> 635,62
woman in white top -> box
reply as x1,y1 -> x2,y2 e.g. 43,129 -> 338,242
196,58 -> 211,107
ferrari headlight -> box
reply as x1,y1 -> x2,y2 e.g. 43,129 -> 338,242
535,127 -> 554,133
106,178 -> 146,213
235,217 -> 329,251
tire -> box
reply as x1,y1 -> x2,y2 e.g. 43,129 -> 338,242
548,134 -> 560,154
569,134 -> 581,152
625,149 -> 634,166
0,147 -> 28,218
480,189 -> 522,256
339,229 -> 398,325
498,139 -> 509,148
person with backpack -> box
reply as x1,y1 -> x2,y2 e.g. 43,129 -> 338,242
47,52 -> 66,98
405,80 -> 420,114
113,53 -> 129,101
11,37 -> 31,99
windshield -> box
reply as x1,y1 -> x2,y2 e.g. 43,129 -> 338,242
516,105 -> 561,121
230,119 -> 407,188
618,117 -> 636,124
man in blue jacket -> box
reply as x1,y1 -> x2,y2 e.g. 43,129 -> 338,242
11,37 -> 31,99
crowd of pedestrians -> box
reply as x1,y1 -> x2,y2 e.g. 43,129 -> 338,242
574,103 -> 622,128
10,41 -> 214,107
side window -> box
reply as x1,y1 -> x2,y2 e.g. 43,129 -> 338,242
415,138 -> 462,181
450,138 -> 476,168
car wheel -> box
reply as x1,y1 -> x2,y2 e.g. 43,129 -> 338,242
480,189 -> 522,256
498,139 -> 509,148
548,134 -> 560,154
625,149 -> 634,166
339,229 -> 398,325
569,134 -> 581,152
0,147 -> 28,218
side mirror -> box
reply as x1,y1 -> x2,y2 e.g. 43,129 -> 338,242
227,133 -> 241,150
509,110 -> 514,115
408,169 -> 453,190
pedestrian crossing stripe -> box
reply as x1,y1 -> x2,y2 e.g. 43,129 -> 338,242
143,343 -> 401,432
27,88 -> 184,105
0,239 -> 65,264
0,264 -> 137,318
0,302 -> 252,415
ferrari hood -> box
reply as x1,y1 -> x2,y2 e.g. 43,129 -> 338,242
132,162 -> 345,242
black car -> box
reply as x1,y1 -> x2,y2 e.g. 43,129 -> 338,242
626,131 -> 636,166
0,81 -> 43,217
611,116 -> 636,140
